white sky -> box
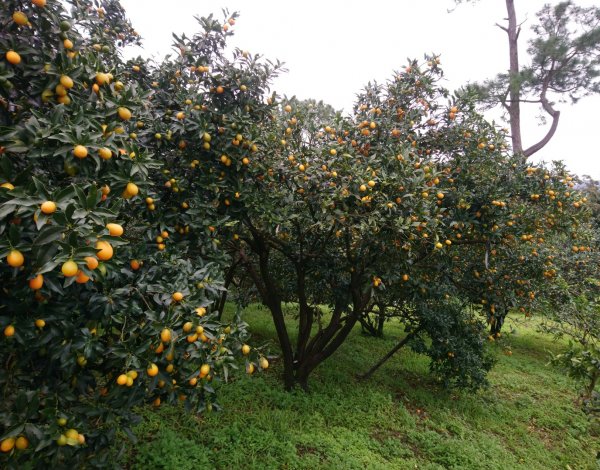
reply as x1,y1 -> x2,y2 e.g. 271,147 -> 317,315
120,0 -> 600,179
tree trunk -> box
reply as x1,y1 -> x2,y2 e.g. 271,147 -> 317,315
359,328 -> 421,381
505,0 -> 523,155
216,260 -> 239,320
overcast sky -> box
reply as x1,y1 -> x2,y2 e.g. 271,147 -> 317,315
120,0 -> 600,179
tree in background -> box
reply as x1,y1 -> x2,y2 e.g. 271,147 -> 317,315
460,0 -> 600,157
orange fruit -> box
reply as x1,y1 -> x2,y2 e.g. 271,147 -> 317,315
106,223 -> 123,237
199,364 -> 210,378
60,75 -> 74,89
98,147 -> 112,160
29,273 -> 44,290
73,145 -> 88,158
259,357 -> 269,369
172,292 -> 184,302
63,39 -> 74,50
6,50 -> 21,65
7,250 -> 24,267
116,374 -> 128,386
85,256 -> 99,270
35,319 -> 45,328
125,182 -> 139,197
40,200 -> 57,214
1,182 -> 15,190
32,0 -> 47,6
160,328 -> 172,343
75,270 -> 90,284
0,437 -> 15,453
15,436 -> 29,450
12,12 -> 28,25
117,107 -> 132,120
95,240 -> 113,261
4,325 -> 15,337
61,260 -> 78,277
147,363 -> 159,377
241,344 -> 250,355
130,259 -> 140,270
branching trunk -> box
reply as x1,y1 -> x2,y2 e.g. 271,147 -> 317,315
504,0 -> 523,155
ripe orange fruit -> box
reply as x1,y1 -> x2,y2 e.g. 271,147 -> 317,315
35,319 -> 45,328
15,436 -> 29,450
259,357 -> 269,369
160,328 -> 172,343
130,259 -> 140,270
117,107 -> 132,120
95,240 -> 113,261
4,325 -> 15,337
60,75 -> 74,89
216,86 -> 224,94
6,50 -> 21,65
75,270 -> 90,284
85,256 -> 99,270
61,260 -> 78,277
147,363 -> 159,377
106,223 -> 123,237
12,12 -> 28,25
0,437 -> 15,453
199,364 -> 210,378
98,147 -> 112,160
29,273 -> 44,290
32,0 -> 47,6
176,112 -> 185,120
7,250 -> 24,267
40,200 -> 57,214
241,344 -> 251,355
125,182 -> 139,197
116,374 -> 128,385
63,39 -> 74,50
172,292 -> 184,302
73,145 -> 88,158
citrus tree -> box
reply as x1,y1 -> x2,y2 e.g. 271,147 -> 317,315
0,1 -> 276,466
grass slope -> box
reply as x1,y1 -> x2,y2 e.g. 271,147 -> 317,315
121,305 -> 599,469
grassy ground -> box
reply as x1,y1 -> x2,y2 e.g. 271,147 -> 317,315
121,304 -> 599,469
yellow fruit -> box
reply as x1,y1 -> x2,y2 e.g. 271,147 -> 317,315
95,240 -> 113,261
63,39 -> 74,50
60,75 -> 74,89
117,107 -> 132,120
1,182 -> 15,190
195,307 -> 206,316
241,344 -> 251,355
176,112 -> 185,120
160,328 -> 172,343
98,147 -> 112,160
127,370 -> 138,379
41,200 -> 57,214
172,292 -> 184,302
199,364 -> 210,378
7,249 -> 25,267
15,436 -> 29,450
12,12 -> 28,26
61,260 -> 78,277
73,145 -> 88,159
1,437 -> 15,453
147,363 -> 159,377
29,273 -> 44,290
106,223 -> 123,237
85,256 -> 99,270
6,50 -> 21,65
182,321 -> 193,333
116,374 -> 128,385
35,319 -> 45,328
56,435 -> 67,446
125,182 -> 139,197
259,357 -> 269,369
4,325 -> 15,337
